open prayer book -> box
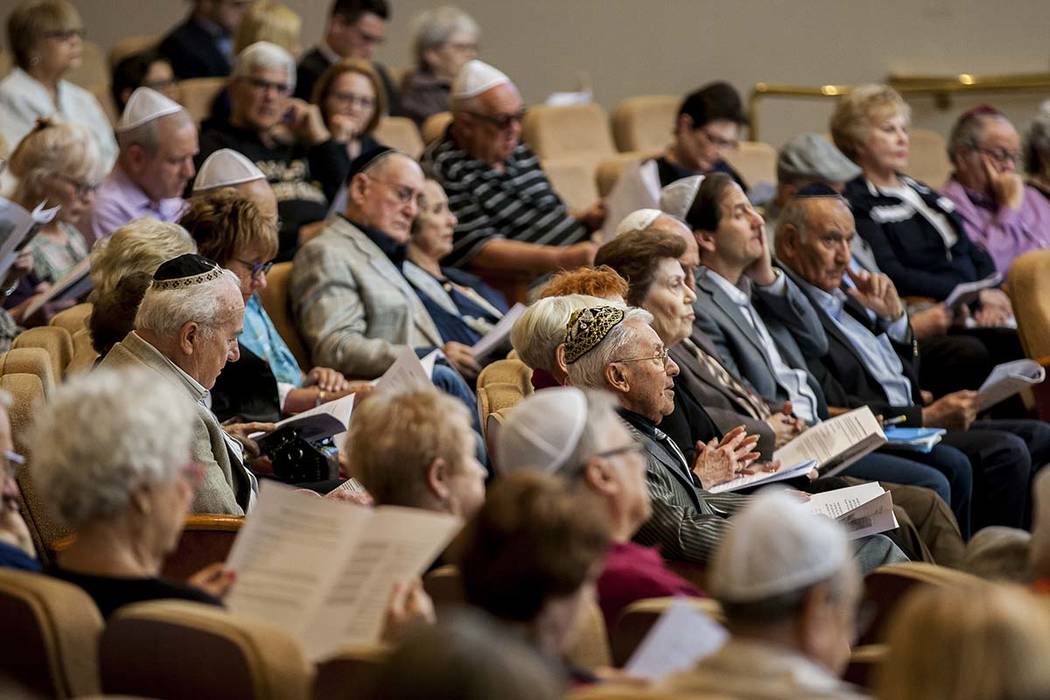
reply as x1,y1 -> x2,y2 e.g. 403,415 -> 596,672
808,482 -> 898,539
368,346 -> 438,394
978,359 -> 1046,412
21,257 -> 93,320
944,273 -> 1002,310
224,481 -> 462,661
252,391 -> 356,452
772,407 -> 886,478
470,303 -> 525,360
706,459 -> 817,494
0,197 -> 59,279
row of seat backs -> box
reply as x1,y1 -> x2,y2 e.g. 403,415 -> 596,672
1007,250 -> 1050,421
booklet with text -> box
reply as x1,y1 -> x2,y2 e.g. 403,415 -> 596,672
224,481 -> 462,660
706,459 -> 818,494
808,482 -> 898,540
977,358 -> 1045,412
944,273 -> 1002,310
772,407 -> 886,478
470,303 -> 526,360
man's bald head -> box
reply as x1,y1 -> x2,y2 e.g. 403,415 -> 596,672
452,81 -> 525,167
776,196 -> 855,293
648,214 -> 700,291
347,152 -> 425,242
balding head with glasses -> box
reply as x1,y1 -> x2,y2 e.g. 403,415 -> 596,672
449,59 -> 525,169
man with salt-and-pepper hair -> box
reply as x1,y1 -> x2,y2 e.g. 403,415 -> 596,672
98,253 -> 257,515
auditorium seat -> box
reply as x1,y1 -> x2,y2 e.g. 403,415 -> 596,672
610,596 -> 725,667
422,564 -> 465,611
522,103 -> 617,174
476,359 -> 532,467
13,326 -> 73,382
161,514 -> 244,581
860,562 -> 981,645
0,568 -> 103,698
178,77 -> 226,124
421,111 -> 453,144
907,128 -> 952,189
0,347 -> 57,396
595,150 -> 660,197
100,600 -> 314,700
723,141 -> 778,188
313,644 -> 389,700
1008,250 -> 1050,420
66,329 -> 100,376
0,50 -> 10,80
610,95 -> 679,153
564,596 -> 612,671
373,116 -> 425,160
258,261 -> 311,369
107,34 -> 160,69
543,157 -> 600,211
843,643 -> 887,690
49,302 -> 92,337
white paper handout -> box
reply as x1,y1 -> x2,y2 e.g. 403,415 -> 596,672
808,482 -> 898,540
772,407 -> 886,478
624,598 -> 728,682
372,346 -> 433,394
977,359 -> 1046,412
706,459 -> 817,494
944,273 -> 1003,310
470,303 -> 525,360
251,392 -> 357,451
21,256 -> 93,319
0,197 -> 60,279
599,159 -> 662,242
224,481 -> 462,660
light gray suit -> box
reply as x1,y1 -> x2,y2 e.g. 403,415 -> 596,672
99,332 -> 252,515
291,217 -> 443,378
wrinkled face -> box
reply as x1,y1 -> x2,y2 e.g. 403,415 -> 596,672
187,289 -> 244,389
32,25 -> 83,75
412,179 -> 457,259
958,117 -> 1023,194
324,71 -> 377,136
227,240 -> 271,303
784,199 -> 855,293
642,257 -> 696,346
612,318 -> 679,423
45,171 -> 98,225
426,31 -> 479,81
446,424 -> 487,520
457,83 -> 525,166
677,118 -> 740,174
706,183 -> 765,268
330,12 -> 386,60
858,111 -> 910,176
351,156 -> 425,242
136,117 -> 199,201
231,66 -> 293,132
600,418 -> 651,530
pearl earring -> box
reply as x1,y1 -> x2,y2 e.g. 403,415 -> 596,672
29,55 -> 40,66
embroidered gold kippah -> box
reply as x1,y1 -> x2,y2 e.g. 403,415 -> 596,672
563,306 -> 626,364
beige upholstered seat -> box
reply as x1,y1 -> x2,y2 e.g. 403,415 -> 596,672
564,597 -> 612,670
13,326 -> 73,382
522,103 -> 616,175
373,116 -> 425,159
0,347 -> 56,396
100,600 -> 313,700
49,302 -> 93,336
0,568 -> 103,698
724,141 -> 778,187
908,128 -> 952,189
610,95 -> 679,153
861,562 -> 982,644
258,261 -> 311,370
1009,250 -> 1050,420
66,328 -> 100,377
313,644 -> 389,700
543,158 -> 600,211
107,34 -> 160,69
178,77 -> 226,124
422,564 -> 465,610
161,514 -> 243,580
610,596 -> 725,666
421,111 -> 453,144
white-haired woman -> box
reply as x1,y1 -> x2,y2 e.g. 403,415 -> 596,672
400,6 -> 480,126
197,41 -> 347,261
34,368 -> 232,618
510,294 -> 609,391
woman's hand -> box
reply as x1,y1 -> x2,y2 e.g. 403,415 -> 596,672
381,579 -> 435,644
442,342 -> 481,380
189,562 -> 236,599
304,367 -> 351,392
692,426 -> 761,489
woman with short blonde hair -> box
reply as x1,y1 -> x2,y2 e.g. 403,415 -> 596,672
829,84 -> 912,162
233,1 -> 303,58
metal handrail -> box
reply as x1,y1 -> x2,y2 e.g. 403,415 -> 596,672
748,73 -> 1050,140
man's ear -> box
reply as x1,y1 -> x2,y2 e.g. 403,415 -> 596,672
348,173 -> 369,207
582,457 -> 618,497
125,143 -> 148,172
604,362 -> 630,395
694,228 -> 718,256
179,321 -> 199,356
426,457 -> 451,502
675,113 -> 694,136
777,224 -> 801,264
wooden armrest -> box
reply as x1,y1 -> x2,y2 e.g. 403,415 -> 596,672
827,406 -> 852,417
1035,355 -> 1050,368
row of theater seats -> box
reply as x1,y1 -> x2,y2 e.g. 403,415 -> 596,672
0,554 -> 980,698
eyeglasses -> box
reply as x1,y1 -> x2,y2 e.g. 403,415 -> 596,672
592,443 -> 646,461
974,145 -> 1022,166
1,450 -> 24,480
613,348 -> 671,367
329,91 -> 375,109
235,258 -> 274,279
55,174 -> 99,198
466,109 -> 527,131
43,28 -> 84,42
700,128 -> 739,150
245,76 -> 291,96
368,177 -> 423,206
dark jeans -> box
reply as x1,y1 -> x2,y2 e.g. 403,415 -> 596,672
866,445 -> 972,538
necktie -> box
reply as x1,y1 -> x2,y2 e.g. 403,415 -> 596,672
685,339 -> 771,420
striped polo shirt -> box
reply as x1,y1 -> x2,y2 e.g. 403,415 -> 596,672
423,134 -> 589,266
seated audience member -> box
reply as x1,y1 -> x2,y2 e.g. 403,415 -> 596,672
88,88 -> 198,240
234,1 -> 302,57
422,59 -> 602,273
192,147 -> 278,215
7,120 -> 102,286
661,490 -> 866,699
197,41 -> 347,261
539,265 -> 629,303
181,188 -> 362,420
296,0 -> 401,116
562,304 -> 905,570
652,82 -> 749,191
0,0 -> 117,173
347,387 -> 486,520
874,584 -> 1050,700
0,391 -> 37,572
497,387 -> 703,630
88,218 -> 197,356
775,188 -> 1050,532
368,611 -> 563,700
510,294 -> 609,390
159,0 -> 251,80
110,50 -> 178,113
400,6 -> 480,126
99,254 -> 259,515
1025,111 -> 1050,203
962,526 -> 1031,583
939,105 -> 1050,273
404,178 -> 509,347
458,471 -> 611,683
313,59 -> 385,170
31,368 -> 232,617
291,149 -> 478,380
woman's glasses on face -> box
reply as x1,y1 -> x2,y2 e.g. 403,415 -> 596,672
235,259 -> 274,279
43,28 -> 84,42
330,91 -> 375,110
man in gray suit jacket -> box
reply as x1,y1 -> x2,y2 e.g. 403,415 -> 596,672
292,150 -> 480,380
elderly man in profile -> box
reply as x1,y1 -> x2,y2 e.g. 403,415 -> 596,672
562,304 -> 906,571
422,59 -> 603,274
87,87 -> 199,240
197,41 -> 347,261
940,105 -> 1050,273
99,253 -> 258,516
662,490 -> 867,699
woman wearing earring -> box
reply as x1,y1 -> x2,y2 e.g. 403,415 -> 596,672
0,0 -> 118,174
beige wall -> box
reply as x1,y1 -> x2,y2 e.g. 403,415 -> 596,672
50,0 -> 1050,145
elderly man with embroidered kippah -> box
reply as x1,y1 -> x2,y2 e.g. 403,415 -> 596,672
422,59 -> 603,275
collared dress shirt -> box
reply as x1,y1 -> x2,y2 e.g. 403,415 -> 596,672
88,166 -> 186,241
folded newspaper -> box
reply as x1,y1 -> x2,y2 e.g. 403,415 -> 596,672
772,406 -> 886,478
